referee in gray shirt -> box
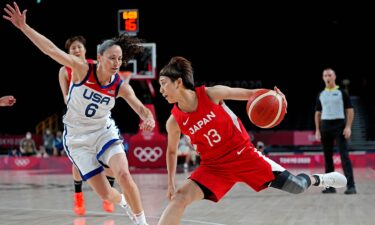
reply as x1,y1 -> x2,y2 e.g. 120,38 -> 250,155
315,68 -> 356,194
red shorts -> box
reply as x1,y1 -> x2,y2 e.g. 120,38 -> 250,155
190,146 -> 282,202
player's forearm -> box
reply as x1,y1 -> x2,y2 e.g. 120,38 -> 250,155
345,108 -> 354,128
314,112 -> 321,131
138,106 -> 153,121
166,149 -> 178,185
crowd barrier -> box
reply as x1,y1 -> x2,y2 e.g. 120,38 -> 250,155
2,128 -> 374,170
1,153 -> 374,171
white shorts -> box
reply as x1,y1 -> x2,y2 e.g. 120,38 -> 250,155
63,121 -> 125,180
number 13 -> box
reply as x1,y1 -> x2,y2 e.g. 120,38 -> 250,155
203,129 -> 221,147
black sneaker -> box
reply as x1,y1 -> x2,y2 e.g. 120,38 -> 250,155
322,187 -> 336,194
344,187 -> 357,195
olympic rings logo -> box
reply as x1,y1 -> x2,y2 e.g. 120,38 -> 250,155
133,146 -> 163,162
14,158 -> 30,167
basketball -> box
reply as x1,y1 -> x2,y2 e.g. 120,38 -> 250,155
246,89 -> 287,128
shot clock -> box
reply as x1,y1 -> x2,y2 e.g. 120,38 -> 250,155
118,9 -> 139,36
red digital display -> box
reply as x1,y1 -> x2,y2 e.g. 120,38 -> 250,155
118,9 -> 139,35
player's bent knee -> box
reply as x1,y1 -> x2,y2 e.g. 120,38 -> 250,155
270,170 -> 311,194
115,169 -> 132,180
174,190 -> 194,207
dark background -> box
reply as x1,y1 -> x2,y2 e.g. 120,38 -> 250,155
1,0 -> 374,134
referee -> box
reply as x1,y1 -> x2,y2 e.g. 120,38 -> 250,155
314,68 -> 356,194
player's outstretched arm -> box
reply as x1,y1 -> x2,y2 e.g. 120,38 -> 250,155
206,85 -> 260,103
3,2 -> 78,70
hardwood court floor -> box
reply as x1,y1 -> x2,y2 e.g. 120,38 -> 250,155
0,167 -> 374,225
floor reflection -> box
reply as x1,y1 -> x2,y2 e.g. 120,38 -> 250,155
74,218 -> 115,225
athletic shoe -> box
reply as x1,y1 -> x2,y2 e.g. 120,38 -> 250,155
102,200 -> 115,213
120,203 -> 137,225
313,172 -> 347,188
74,192 -> 86,216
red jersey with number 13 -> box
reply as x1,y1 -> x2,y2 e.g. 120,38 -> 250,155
171,86 -> 253,164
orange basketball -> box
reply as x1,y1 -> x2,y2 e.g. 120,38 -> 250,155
246,89 -> 287,128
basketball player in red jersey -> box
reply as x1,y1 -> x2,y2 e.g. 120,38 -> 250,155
58,36 -> 115,215
157,56 -> 348,225
0,95 -> 16,107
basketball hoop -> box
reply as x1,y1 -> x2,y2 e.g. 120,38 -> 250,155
119,71 -> 133,83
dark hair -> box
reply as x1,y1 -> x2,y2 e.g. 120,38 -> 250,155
323,67 -> 335,74
159,56 -> 195,90
98,34 -> 145,66
65,35 -> 86,51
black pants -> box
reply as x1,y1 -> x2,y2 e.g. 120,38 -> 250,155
320,119 -> 355,188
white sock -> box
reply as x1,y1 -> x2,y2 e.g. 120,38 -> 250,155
118,194 -> 138,224
134,211 -> 147,225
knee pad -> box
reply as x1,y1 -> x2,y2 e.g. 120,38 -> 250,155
270,170 -> 311,194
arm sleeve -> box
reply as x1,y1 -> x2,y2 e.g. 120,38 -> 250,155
341,89 -> 353,109
315,91 -> 322,111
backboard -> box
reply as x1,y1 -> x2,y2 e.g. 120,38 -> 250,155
119,43 -> 157,80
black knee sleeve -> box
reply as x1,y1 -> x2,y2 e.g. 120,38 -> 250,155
270,171 -> 311,194
106,176 -> 115,187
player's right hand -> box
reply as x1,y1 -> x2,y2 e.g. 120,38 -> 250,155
3,2 -> 27,30
167,185 -> 176,200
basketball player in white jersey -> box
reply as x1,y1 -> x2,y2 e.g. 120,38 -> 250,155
4,3 -> 153,225
59,35 -> 117,215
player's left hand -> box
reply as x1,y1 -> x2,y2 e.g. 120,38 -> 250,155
274,86 -> 288,110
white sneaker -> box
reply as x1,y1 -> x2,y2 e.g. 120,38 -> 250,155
313,172 -> 347,188
120,203 -> 137,225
